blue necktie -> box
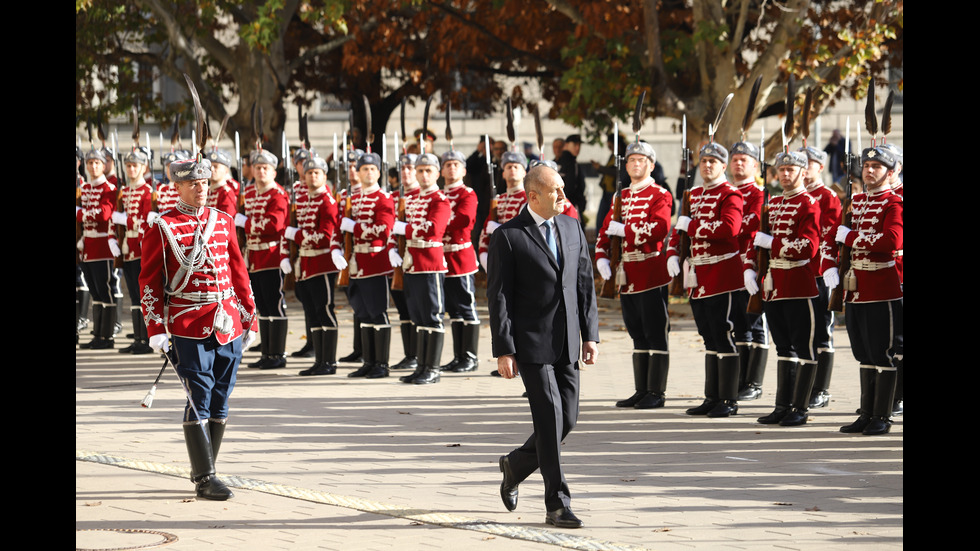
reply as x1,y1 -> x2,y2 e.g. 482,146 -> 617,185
544,220 -> 560,266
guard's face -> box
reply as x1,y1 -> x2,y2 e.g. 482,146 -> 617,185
124,162 -> 146,183
400,164 -> 416,187
177,178 -> 209,208
778,165 -> 803,191
441,160 -> 465,182
306,168 -> 326,192
863,160 -> 892,190
358,164 -> 379,186
626,155 -> 652,181
253,163 -> 276,185
699,156 -> 726,182
803,160 -> 823,184
210,162 -> 229,183
415,165 -> 439,189
730,154 -> 758,181
502,163 -> 526,185
529,170 -> 566,219
86,159 -> 105,179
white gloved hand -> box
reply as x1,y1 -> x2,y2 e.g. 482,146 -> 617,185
744,269 -> 759,295
108,238 -> 121,257
676,216 -> 692,233
393,221 -> 407,235
605,220 -> 626,237
823,267 -> 840,290
667,256 -> 681,278
388,248 -> 403,268
486,220 -> 501,234
111,211 -> 127,226
242,330 -> 256,351
754,232 -> 774,250
331,249 -> 348,270
77,238 -> 85,252
835,226 -> 852,244
340,217 -> 356,233
149,334 -> 170,354
284,226 -> 299,241
280,258 -> 292,274
235,213 -> 248,228
479,252 -> 489,272
146,211 -> 159,226
596,257 -> 612,280
76,206 -> 82,216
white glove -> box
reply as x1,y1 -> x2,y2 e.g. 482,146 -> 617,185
76,206 -> 82,216
146,211 -> 159,226
667,256 -> 681,278
111,211 -> 127,226
479,252 -> 489,272
235,213 -> 248,228
331,249 -> 348,270
340,217 -> 356,233
280,258 -> 292,274
77,238 -> 85,252
676,216 -> 691,233
393,221 -> 407,235
835,226 -> 852,244
242,330 -> 256,351
108,238 -> 121,257
596,257 -> 612,280
754,232 -> 774,250
486,220 -> 501,234
388,248 -> 403,268
744,269 -> 759,295
605,220 -> 626,237
284,226 -> 299,241
823,267 -> 840,290
149,334 -> 170,353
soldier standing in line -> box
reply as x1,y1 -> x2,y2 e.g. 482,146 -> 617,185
392,152 -> 451,384
596,141 -> 673,409
206,149 -> 240,217
236,149 -> 290,370
439,150 -> 481,374
744,151 -> 822,426
667,142 -> 747,418
389,153 -> 422,372
77,148 -> 121,349
877,142 -> 903,417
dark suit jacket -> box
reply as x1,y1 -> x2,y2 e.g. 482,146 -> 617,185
487,206 -> 599,365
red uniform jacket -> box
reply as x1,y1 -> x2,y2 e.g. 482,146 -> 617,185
207,178 -> 241,217
348,185 -> 395,279
77,175 -> 117,261
595,179 -> 673,294
242,183 -> 289,272
805,182 -> 843,276
118,182 -> 155,261
744,188 -> 820,301
442,182 -> 478,276
293,187 -> 341,280
139,205 -> 257,344
404,187 -> 451,273
478,188 -> 527,256
736,180 -> 764,266
841,188 -> 903,303
156,183 -> 180,214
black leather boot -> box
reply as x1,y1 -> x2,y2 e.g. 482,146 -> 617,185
758,360 -> 796,424
781,361 -> 817,426
208,419 -> 226,460
616,352 -> 649,407
863,369 -> 897,435
634,354 -> 668,409
809,350 -> 834,408
891,357 -> 903,416
291,320 -> 315,358
366,325 -> 391,378
348,324 -> 375,377
414,329 -> 445,384
707,354 -> 740,417
183,422 -> 233,501
79,303 -> 104,349
841,367 -> 877,433
248,318 -> 271,367
260,318 -> 288,369
339,319 -> 363,362
401,328 -> 429,383
91,303 -> 116,349
687,355 -> 719,415
440,321 -> 464,371
391,322 -> 418,371
737,345 -> 768,400
298,328 -> 325,375
446,322 -> 479,372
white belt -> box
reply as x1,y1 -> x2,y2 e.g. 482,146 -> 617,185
894,250 -> 903,257
247,241 -> 278,251
443,241 -> 472,252
768,258 -> 810,269
299,248 -> 331,257
851,259 -> 896,271
622,251 -> 660,263
353,244 -> 384,253
125,230 -> 140,238
83,230 -> 110,238
407,239 -> 443,249
168,289 -> 233,303
689,251 -> 738,266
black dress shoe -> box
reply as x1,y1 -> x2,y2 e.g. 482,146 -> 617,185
545,507 -> 583,528
291,342 -> 315,358
499,456 -> 518,512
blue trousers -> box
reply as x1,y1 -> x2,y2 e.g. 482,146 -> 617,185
170,334 -> 242,422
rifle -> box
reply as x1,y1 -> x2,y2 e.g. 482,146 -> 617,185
669,115 -> 693,297
598,125 -> 622,299
391,98 -> 408,291
745,188 -> 770,314
337,126 -> 353,289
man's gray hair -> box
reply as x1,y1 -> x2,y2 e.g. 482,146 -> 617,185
525,164 -> 558,196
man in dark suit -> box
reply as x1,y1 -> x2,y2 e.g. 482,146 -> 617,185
487,164 -> 600,529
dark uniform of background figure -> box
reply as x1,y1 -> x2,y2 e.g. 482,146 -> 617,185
835,146 -> 903,436
667,142 -> 747,419
466,136 -> 494,250
392,152 -> 451,384
236,150 -> 290,370
728,141 -> 771,402
439,150 -> 481,374
77,148 -> 120,350
800,145 -> 843,410
745,151 -> 822,427
340,152 -> 396,379
388,153 -> 421,372
285,156 -> 342,376
488,165 -> 599,529
112,149 -> 156,354
595,141 -> 673,410
556,134 -> 587,228
140,157 -> 258,501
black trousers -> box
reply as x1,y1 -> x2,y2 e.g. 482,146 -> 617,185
404,272 -> 445,329
621,285 -> 670,351
846,300 -> 902,368
295,273 -> 338,328
250,269 -> 286,318
765,297 -> 818,363
691,291 -> 746,355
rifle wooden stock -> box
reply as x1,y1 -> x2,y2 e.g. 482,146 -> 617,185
668,189 -> 691,297
113,188 -> 125,269
827,198 -> 852,313
284,199 -> 298,291
391,195 -> 406,291
746,197 -> 770,315
337,193 -> 353,288
599,193 -> 623,299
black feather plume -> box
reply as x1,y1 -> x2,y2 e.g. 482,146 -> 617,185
506,98 -> 515,145
741,76 -> 762,138
632,90 -> 646,138
882,90 -> 894,138
864,78 -> 877,140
